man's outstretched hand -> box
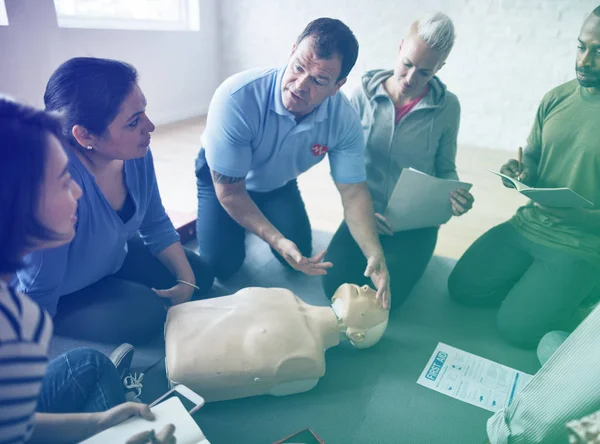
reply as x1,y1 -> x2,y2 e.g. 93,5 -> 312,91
275,237 -> 333,276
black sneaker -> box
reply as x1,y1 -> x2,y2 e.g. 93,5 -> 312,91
109,343 -> 144,401
109,343 -> 135,380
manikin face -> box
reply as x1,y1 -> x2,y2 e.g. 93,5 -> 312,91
576,14 -> 600,91
331,283 -> 389,349
281,36 -> 346,119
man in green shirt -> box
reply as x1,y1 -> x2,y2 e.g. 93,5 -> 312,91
449,6 -> 600,349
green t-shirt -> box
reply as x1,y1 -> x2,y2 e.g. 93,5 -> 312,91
510,80 -> 600,264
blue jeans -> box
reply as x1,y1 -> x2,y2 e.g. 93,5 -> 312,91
37,348 -> 126,413
196,164 -> 312,280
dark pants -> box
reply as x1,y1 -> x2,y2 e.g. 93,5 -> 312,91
196,165 -> 312,280
448,222 -> 600,348
53,236 -> 214,345
322,222 -> 438,310
37,348 -> 125,413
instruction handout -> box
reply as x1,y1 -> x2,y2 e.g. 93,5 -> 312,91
417,342 -> 533,412
81,397 -> 210,444
384,168 -> 472,232
489,170 -> 594,209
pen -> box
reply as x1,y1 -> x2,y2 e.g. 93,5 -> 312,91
517,146 -> 523,179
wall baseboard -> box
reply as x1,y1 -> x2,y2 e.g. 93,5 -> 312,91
150,105 -> 210,126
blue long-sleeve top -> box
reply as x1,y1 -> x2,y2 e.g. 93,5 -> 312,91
15,148 -> 180,316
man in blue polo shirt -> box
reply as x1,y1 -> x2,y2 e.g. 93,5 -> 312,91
195,18 -> 391,307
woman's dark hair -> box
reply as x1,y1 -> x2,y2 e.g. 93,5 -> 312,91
295,17 -> 359,81
0,98 -> 63,273
44,57 -> 138,148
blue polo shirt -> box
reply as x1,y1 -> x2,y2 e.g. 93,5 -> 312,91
195,67 -> 366,192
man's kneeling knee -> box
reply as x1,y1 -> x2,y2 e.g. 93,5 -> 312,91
211,254 -> 245,281
447,268 -> 475,304
496,314 -> 542,349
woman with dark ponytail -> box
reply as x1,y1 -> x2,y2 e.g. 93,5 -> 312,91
16,57 -> 214,345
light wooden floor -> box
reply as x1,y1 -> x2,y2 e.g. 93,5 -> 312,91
151,116 -> 529,260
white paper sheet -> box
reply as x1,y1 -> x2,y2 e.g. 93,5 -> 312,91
81,397 -> 209,444
384,168 -> 472,232
417,343 -> 533,412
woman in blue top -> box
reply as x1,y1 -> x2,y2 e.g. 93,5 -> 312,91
16,57 -> 214,344
0,97 -> 175,443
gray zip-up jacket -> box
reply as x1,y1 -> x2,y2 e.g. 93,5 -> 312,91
349,69 -> 461,214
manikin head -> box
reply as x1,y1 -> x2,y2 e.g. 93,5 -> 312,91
331,284 -> 389,349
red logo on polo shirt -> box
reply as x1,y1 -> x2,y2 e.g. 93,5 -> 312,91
311,144 -> 328,156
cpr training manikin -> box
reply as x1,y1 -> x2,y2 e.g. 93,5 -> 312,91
164,283 -> 389,402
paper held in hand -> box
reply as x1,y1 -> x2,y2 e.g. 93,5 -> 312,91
383,168 -> 472,232
488,170 -> 594,209
81,397 -> 210,444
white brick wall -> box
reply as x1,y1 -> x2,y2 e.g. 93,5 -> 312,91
217,0 -> 596,150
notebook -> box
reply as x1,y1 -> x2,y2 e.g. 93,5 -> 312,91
81,397 -> 210,444
383,168 -> 472,232
488,170 -> 594,209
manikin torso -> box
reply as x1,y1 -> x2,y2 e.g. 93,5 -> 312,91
164,284 -> 388,402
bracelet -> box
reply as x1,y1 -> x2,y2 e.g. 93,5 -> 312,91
176,279 -> 200,291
